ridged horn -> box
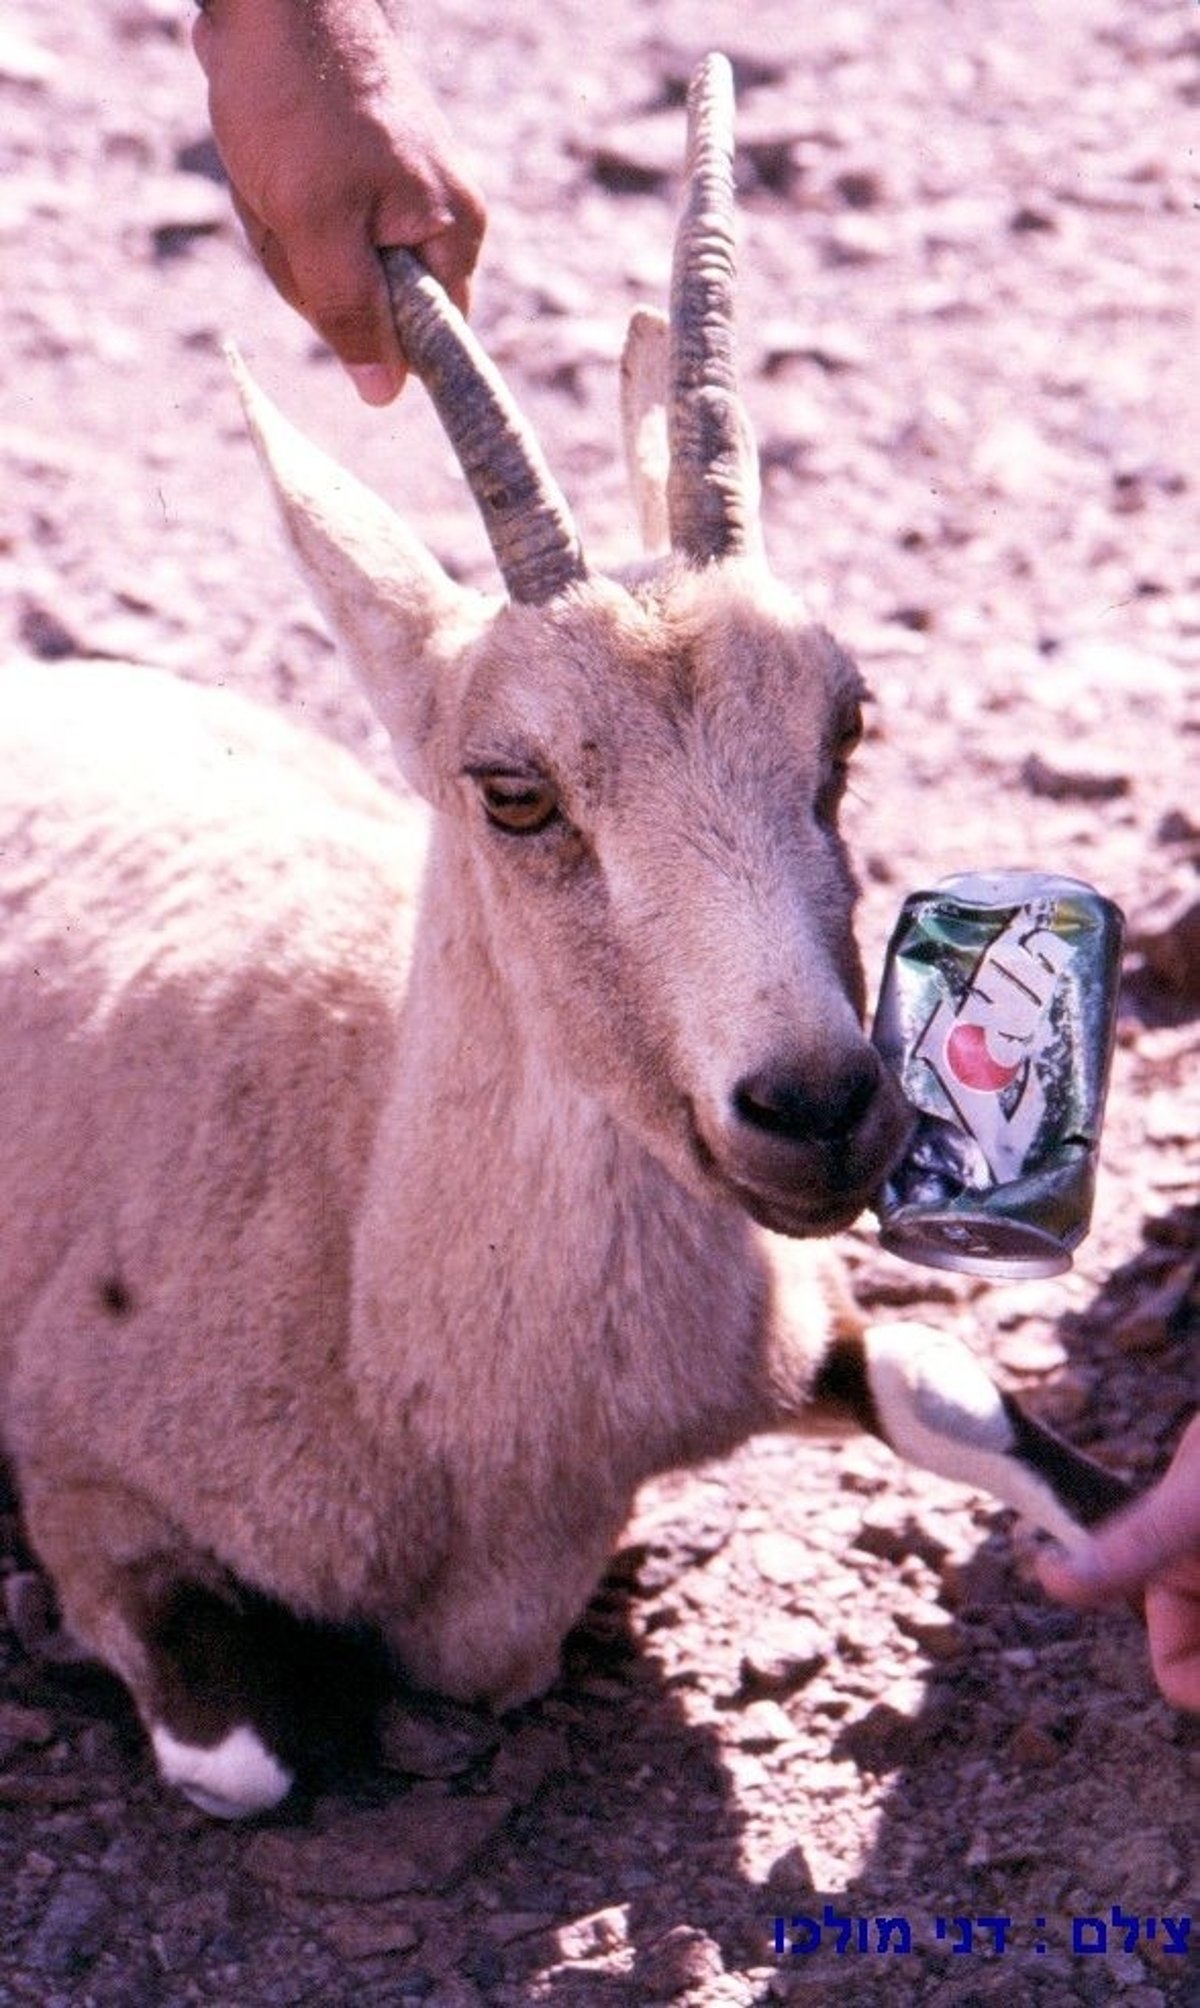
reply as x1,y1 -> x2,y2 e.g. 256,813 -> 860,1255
666,53 -> 759,563
382,246 -> 587,605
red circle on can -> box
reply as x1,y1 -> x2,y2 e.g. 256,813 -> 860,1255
944,1021 -> 1022,1092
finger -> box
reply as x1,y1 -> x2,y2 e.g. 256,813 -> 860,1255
414,189 -> 487,319
1039,1464 -> 1200,1607
1146,1576 -> 1200,1712
227,192 -> 302,317
418,228 -> 475,319
191,9 -> 213,73
284,229 -> 408,402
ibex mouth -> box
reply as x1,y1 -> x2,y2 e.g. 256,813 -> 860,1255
691,1063 -> 915,1239
727,1177 -> 884,1239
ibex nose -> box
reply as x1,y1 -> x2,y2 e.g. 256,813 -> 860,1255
732,1049 -> 885,1144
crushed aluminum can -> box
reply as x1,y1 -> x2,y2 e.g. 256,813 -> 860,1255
871,870 -> 1124,1279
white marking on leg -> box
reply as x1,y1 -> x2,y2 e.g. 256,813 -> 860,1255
150,1721 -> 293,1819
862,1320 -> 1090,1553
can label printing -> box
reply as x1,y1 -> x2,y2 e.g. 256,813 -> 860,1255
871,870 -> 1124,1279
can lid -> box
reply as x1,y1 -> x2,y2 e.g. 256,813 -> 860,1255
878,1208 -> 1072,1281
930,868 -> 1105,909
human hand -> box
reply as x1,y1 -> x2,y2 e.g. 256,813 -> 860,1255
1038,1411 -> 1200,1710
193,0 -> 486,403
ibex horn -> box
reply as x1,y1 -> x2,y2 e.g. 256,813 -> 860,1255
383,247 -> 588,606
667,53 -> 759,563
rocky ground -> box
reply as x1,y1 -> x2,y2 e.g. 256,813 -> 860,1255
0,0 -> 1197,2002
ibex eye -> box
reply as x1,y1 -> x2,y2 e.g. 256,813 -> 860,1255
476,773 -> 560,835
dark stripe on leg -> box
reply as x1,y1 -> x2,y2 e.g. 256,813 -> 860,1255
810,1334 -> 883,1438
998,1394 -> 1132,1529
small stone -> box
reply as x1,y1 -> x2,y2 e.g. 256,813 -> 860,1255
423,1978 -> 485,2008
1137,893 -> 1200,1003
140,174 -> 228,257
28,1872 -> 112,1977
617,1478 -> 735,1589
1156,807 -> 1199,845
852,1505 -> 931,1564
821,213 -> 891,265
636,1924 -> 725,1997
0,1702 -> 55,1759
751,1531 -> 811,1586
573,119 -> 677,196
894,1605 -> 962,1661
739,1617 -> 827,1694
1027,1370 -> 1093,1428
1143,1089 -> 1196,1145
488,1724 -> 568,1803
18,597 -> 85,662
1010,202 -> 1057,233
320,1908 -> 422,1961
0,28 -> 59,86
246,1789 -> 510,1898
758,318 -> 869,375
1006,1717 -> 1063,1767
994,1328 -> 1069,1375
555,1906 -> 630,1960
730,1699 -> 796,1748
1110,1261 -> 1194,1353
839,1681 -> 931,1771
1021,751 -> 1131,802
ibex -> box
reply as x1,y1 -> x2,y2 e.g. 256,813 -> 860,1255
0,57 -> 1127,1817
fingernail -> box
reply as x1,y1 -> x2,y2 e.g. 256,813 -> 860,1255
347,364 -> 400,406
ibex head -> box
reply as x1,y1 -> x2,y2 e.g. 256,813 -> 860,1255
232,53 -> 911,1236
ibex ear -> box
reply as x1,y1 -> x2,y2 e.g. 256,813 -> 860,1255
227,348 -> 491,783
620,309 -> 671,557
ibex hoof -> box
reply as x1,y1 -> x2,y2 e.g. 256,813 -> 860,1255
150,1720 -> 293,1820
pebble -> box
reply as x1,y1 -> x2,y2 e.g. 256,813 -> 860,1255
1020,751 -> 1131,802
730,1700 -> 796,1749
554,1904 -> 630,1960
487,1723 -> 569,1802
572,119 -> 677,196
27,1871 -> 112,1977
17,598 -> 86,662
245,1790 -> 511,1899
820,213 -> 892,265
739,1617 -> 827,1695
319,1908 -> 422,1961
757,319 -> 869,375
143,177 -> 228,256
750,1531 -> 811,1588
0,1702 -> 55,1759
1006,1717 -> 1063,1767
994,1327 -> 1069,1374
1110,1260 -> 1194,1354
0,28 -> 59,86
894,1605 -> 962,1661
637,1923 -> 725,1995
1136,892 -> 1200,1003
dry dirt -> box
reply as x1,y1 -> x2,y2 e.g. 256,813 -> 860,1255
1,0 -> 1198,2002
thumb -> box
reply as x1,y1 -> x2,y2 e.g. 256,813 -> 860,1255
1038,1416 -> 1200,1607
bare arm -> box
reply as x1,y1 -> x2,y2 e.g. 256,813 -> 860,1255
1038,1412 -> 1200,1711
193,0 -> 486,403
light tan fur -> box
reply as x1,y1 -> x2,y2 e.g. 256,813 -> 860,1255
0,499 -> 887,1711
0,331 -> 1132,1819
